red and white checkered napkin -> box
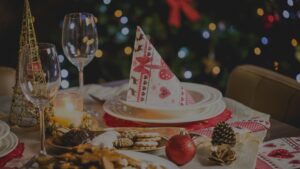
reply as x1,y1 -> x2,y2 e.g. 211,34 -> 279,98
126,26 -> 194,107
192,116 -> 270,138
256,137 -> 300,169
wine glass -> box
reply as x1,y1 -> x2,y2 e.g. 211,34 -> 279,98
62,12 -> 98,90
19,43 -> 61,155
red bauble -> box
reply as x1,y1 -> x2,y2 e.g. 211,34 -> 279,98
165,132 -> 196,166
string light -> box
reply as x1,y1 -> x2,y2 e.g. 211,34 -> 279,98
208,23 -> 216,31
58,54 -> 64,63
257,8 -> 264,16
261,37 -> 269,45
184,70 -> 192,79
120,16 -> 128,24
296,74 -> 300,83
267,15 -> 275,23
202,30 -> 210,39
124,46 -> 132,55
287,0 -> 294,7
291,38 -> 298,47
121,27 -> 129,35
254,47 -> 261,55
114,10 -> 123,18
95,49 -> 103,58
61,80 -> 70,89
177,47 -> 188,59
283,10 -> 290,19
218,22 -> 226,31
103,0 -> 111,5
212,66 -> 221,75
273,61 -> 279,71
61,69 -> 69,78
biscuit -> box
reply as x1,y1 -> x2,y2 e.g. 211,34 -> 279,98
136,132 -> 160,138
134,141 -> 158,147
136,137 -> 161,142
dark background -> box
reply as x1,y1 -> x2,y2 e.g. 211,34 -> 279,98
1,0 -> 300,91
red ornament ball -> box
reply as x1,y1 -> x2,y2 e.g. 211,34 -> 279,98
165,132 -> 197,166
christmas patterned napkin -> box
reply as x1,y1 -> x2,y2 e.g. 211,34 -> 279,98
256,137 -> 300,169
126,26 -> 194,106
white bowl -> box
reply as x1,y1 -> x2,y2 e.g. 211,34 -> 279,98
119,82 -> 222,112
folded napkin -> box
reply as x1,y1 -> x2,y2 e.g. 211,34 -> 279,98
256,137 -> 300,169
127,26 -> 194,106
0,143 -> 24,168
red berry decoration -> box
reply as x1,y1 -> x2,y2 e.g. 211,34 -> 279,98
165,130 -> 196,166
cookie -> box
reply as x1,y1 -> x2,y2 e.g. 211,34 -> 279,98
133,146 -> 157,151
114,138 -> 134,148
121,130 -> 139,140
136,137 -> 161,142
136,132 -> 160,138
134,141 -> 159,147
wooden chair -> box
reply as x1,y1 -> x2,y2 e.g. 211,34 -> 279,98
225,64 -> 300,128
0,67 -> 16,96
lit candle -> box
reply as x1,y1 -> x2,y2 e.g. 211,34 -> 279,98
53,92 -> 84,128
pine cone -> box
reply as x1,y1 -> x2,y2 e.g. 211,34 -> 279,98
113,138 -> 134,148
211,122 -> 236,146
209,144 -> 237,165
61,129 -> 90,146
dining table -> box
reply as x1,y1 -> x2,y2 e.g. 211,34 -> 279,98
1,80 -> 300,169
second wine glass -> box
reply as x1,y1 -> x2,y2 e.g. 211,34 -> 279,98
62,12 -> 98,90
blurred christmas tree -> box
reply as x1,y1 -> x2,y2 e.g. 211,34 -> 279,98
57,0 -> 300,91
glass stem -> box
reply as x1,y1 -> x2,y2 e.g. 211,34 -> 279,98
79,67 -> 84,92
38,105 -> 47,155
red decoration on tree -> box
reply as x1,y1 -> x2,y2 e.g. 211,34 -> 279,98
166,0 -> 201,28
165,130 -> 196,166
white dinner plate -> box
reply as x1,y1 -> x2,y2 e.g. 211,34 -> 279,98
0,120 -> 10,141
0,132 -> 18,157
120,82 -> 222,112
103,98 -> 226,124
119,150 -> 180,169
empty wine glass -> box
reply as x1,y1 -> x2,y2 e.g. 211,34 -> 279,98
19,43 -> 61,155
62,12 -> 98,90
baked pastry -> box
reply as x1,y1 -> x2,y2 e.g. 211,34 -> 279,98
36,144 -> 166,169
114,138 -> 134,148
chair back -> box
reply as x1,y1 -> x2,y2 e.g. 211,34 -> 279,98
226,65 -> 300,128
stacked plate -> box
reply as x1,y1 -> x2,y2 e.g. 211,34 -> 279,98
0,120 -> 18,158
103,82 -> 226,125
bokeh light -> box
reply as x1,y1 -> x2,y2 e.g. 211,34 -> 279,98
95,49 -> 103,58
184,70 -> 192,79
114,10 -> 123,18
291,38 -> 298,47
257,8 -> 264,16
208,23 -> 216,31
124,46 -> 132,55
254,47 -> 261,55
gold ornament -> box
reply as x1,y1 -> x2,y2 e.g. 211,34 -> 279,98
9,0 -> 53,127
209,144 -> 237,165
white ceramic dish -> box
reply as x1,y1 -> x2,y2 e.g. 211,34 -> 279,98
119,150 -> 180,169
0,120 -> 10,141
119,82 -> 222,112
0,132 -> 18,157
103,98 -> 226,124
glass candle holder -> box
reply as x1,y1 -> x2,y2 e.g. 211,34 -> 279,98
53,91 -> 83,128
